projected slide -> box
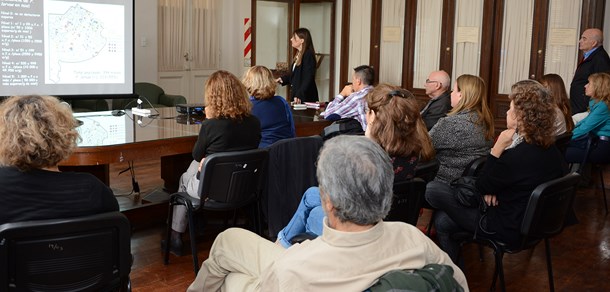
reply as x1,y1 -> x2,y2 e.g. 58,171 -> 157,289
46,2 -> 124,84
0,0 -> 133,97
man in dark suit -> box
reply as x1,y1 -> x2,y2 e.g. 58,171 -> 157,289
570,28 -> 610,114
421,70 -> 452,130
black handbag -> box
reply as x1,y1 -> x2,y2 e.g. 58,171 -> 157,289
450,176 -> 482,208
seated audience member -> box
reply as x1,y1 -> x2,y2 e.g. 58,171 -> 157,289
323,65 -> 375,130
421,70 -> 452,130
539,74 -> 574,135
0,95 -> 119,224
187,135 -> 467,291
243,65 -> 295,148
565,72 -> 610,164
428,74 -> 494,184
167,70 -> 261,255
275,84 -> 435,247
425,80 -> 568,263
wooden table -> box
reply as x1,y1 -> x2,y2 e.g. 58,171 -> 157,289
59,107 -> 330,192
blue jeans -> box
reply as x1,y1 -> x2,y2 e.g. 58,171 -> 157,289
276,187 -> 325,248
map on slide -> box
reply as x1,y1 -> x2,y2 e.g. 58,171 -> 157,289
46,2 -> 124,84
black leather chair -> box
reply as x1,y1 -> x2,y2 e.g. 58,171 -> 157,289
554,132 -> 572,157
262,136 -> 324,240
385,178 -> 428,226
0,212 -> 132,291
577,134 -> 609,214
414,158 -> 440,183
112,82 -> 187,110
164,148 -> 269,274
472,172 -> 580,292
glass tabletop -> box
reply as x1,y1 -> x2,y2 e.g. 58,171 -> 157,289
74,107 -> 203,147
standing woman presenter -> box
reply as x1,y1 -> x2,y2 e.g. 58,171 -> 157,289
276,28 -> 319,103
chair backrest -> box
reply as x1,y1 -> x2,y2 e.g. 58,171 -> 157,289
414,158 -> 440,183
198,148 -> 268,210
263,135 -> 324,238
554,132 -> 572,156
0,212 -> 131,291
385,178 -> 428,225
520,172 -> 580,242
134,82 -> 164,104
462,156 -> 487,177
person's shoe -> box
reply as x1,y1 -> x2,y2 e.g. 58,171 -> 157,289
160,233 -> 184,256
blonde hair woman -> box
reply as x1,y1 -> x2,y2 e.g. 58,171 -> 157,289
168,70 -> 261,255
243,65 -> 295,148
566,72 -> 610,164
428,74 -> 494,183
0,95 -> 118,224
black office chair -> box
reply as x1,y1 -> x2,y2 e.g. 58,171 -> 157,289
554,132 -> 572,157
262,136 -> 323,240
414,158 -> 440,183
164,148 -> 269,274
385,178 -> 428,226
0,212 -> 132,292
576,134 -> 609,214
473,172 -> 580,292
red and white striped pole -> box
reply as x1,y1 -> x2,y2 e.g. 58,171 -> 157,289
244,18 -> 251,67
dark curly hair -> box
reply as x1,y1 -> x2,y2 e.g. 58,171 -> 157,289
509,80 -> 555,147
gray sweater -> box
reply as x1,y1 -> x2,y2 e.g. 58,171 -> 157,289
429,111 -> 493,183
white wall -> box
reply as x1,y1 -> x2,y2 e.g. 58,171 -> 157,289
134,0 -> 250,84
134,0 -> 158,83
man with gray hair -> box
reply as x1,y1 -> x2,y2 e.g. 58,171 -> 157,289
187,136 -> 468,292
570,28 -> 610,114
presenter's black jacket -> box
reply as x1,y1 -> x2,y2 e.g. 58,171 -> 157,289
280,49 -> 319,102
570,46 -> 610,114
0,167 -> 119,225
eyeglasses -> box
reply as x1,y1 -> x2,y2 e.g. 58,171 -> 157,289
425,79 -> 440,84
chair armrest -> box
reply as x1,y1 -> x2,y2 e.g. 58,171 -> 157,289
289,232 -> 318,245
160,94 -> 187,107
169,192 -> 200,208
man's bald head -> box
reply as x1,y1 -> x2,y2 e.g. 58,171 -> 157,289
580,28 -> 604,52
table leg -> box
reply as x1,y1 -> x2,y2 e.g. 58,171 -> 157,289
161,153 -> 193,193
58,164 -> 110,185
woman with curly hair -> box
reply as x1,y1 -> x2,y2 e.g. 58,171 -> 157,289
539,73 -> 574,134
425,80 -> 568,263
275,84 -> 435,248
565,72 -> 610,164
0,95 -> 118,224
243,65 -> 295,148
168,70 -> 261,254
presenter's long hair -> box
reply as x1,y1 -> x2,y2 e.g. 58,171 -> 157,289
293,28 -> 315,66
